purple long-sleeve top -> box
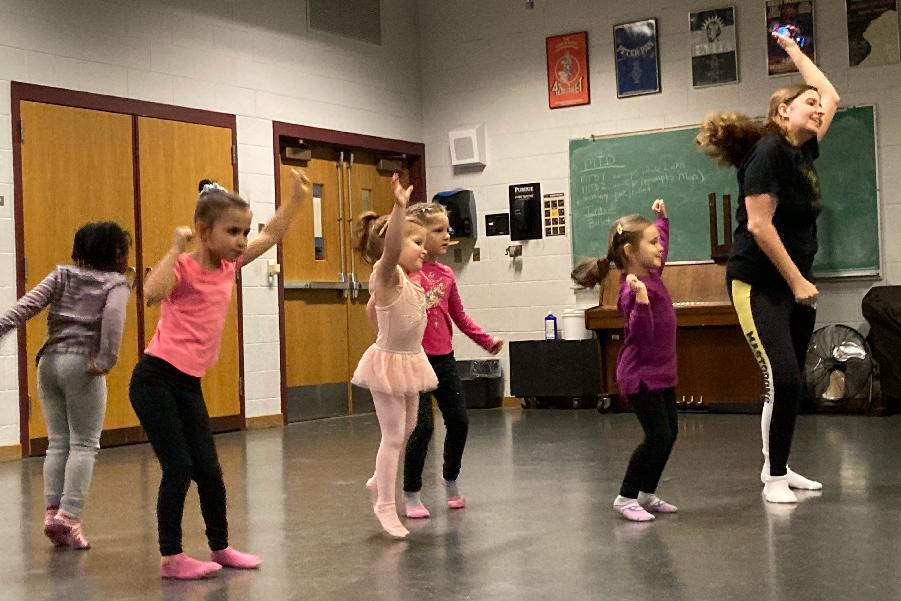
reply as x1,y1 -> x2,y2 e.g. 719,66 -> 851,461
0,265 -> 130,372
614,217 -> 677,395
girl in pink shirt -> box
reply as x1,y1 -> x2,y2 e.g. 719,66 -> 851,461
129,170 -> 310,579
351,174 -> 437,539
401,202 -> 502,519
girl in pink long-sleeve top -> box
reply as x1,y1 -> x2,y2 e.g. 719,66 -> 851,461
400,202 -> 503,519
572,200 -> 679,522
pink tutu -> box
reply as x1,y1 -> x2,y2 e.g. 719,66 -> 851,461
352,345 -> 438,395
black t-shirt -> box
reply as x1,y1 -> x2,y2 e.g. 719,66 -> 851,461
726,133 -> 821,289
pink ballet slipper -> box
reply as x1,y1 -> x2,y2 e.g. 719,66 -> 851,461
210,546 -> 262,569
616,503 -> 655,522
405,503 -> 431,519
374,503 -> 409,540
446,495 -> 466,510
160,554 -> 222,579
642,498 -> 678,513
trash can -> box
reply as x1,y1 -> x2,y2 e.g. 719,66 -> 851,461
457,359 -> 504,409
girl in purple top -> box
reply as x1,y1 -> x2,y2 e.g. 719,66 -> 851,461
0,221 -> 133,549
572,200 -> 678,522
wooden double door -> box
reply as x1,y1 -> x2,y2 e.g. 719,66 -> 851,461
280,147 -> 405,420
18,100 -> 242,454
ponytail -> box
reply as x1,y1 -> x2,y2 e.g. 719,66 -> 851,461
571,257 -> 612,289
354,211 -> 385,265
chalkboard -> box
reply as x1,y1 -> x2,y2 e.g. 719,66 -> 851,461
569,105 -> 879,277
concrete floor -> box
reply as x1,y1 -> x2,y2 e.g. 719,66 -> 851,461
1,408 -> 900,601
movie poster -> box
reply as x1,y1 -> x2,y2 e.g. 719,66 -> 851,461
690,7 -> 739,86
547,32 -> 590,108
613,19 -> 661,97
847,0 -> 900,66
766,0 -> 816,75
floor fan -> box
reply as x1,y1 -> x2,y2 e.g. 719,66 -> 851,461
804,325 -> 875,410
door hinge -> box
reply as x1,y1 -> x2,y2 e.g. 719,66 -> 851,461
18,120 -> 24,145
23,257 -> 28,280
239,377 -> 245,397
232,144 -> 237,165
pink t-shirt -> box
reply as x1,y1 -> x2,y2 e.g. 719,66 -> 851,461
144,253 -> 238,377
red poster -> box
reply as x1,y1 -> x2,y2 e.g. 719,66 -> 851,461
546,32 -> 590,109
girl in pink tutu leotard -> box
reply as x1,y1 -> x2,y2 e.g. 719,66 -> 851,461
352,174 -> 437,539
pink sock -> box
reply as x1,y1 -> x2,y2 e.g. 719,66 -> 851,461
160,553 -> 223,579
211,546 -> 262,569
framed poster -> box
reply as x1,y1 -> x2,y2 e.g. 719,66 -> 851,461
847,0 -> 900,67
613,19 -> 660,97
546,32 -> 590,108
690,6 -> 739,87
766,0 -> 816,75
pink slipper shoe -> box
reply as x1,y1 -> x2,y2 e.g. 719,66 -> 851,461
405,503 -> 431,519
160,554 -> 222,579
643,498 -> 678,513
210,546 -> 262,569
446,495 -> 466,510
616,503 -> 655,522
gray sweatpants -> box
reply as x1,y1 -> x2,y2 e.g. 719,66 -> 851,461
37,353 -> 107,517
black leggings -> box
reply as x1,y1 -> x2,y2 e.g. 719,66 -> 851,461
403,353 -> 469,493
729,279 -> 816,477
620,386 -> 678,499
129,355 -> 228,556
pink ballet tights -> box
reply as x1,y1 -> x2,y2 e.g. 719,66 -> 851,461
369,390 -> 418,539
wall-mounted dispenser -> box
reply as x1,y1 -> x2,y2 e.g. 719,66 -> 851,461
433,189 -> 477,238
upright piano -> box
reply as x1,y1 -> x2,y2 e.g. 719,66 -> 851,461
584,262 -> 763,412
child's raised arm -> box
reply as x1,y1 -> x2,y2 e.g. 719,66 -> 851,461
144,226 -> 193,306
242,168 -> 312,265
373,174 -> 412,288
652,199 -> 669,274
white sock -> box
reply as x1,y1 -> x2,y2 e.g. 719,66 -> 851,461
761,463 -> 823,490
613,495 -> 636,507
763,476 -> 798,503
445,480 -> 460,498
404,491 -> 423,507
786,468 -> 823,490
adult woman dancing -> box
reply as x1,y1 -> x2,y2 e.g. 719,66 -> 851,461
696,30 -> 839,503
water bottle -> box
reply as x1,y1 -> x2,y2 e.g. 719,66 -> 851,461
544,312 -> 558,340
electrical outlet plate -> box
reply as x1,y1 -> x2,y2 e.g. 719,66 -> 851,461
473,248 -> 480,261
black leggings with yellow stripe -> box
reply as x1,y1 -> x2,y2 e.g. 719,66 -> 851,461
729,279 -> 816,477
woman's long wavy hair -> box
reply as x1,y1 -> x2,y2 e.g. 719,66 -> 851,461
695,84 -> 818,168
